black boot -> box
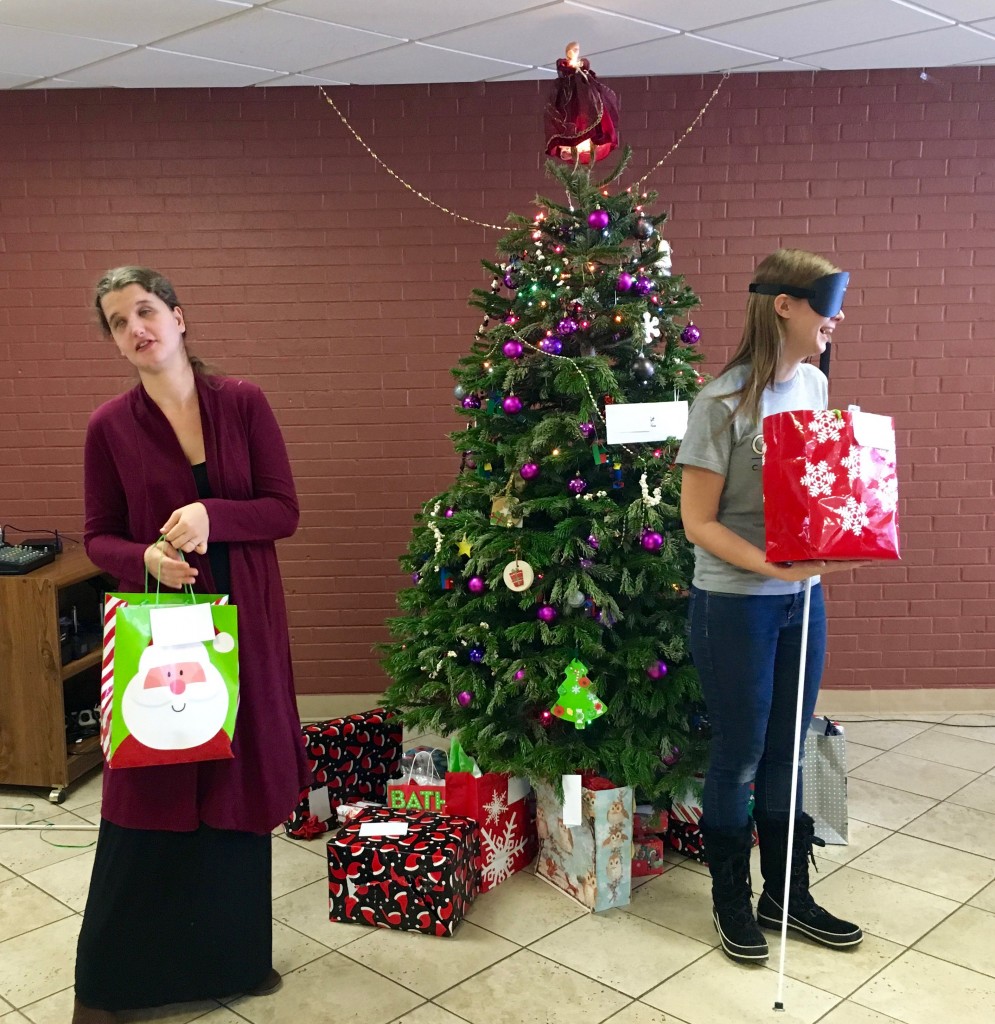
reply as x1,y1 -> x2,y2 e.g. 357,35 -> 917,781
700,821 -> 768,963
755,812 -> 862,948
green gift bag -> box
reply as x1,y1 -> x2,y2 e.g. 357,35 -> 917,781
99,574 -> 239,769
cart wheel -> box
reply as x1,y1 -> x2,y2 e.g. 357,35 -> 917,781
49,788 -> 66,805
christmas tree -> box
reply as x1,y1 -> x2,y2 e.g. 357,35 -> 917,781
382,150 -> 709,802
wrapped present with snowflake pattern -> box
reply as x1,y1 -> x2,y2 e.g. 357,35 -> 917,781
327,807 -> 479,937
285,708 -> 402,839
762,409 -> 900,563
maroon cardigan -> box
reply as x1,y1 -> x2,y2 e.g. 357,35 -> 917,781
84,376 -> 310,834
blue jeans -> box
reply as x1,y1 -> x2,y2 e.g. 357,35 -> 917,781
688,584 -> 826,830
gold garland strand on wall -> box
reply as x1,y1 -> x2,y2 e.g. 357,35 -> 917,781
319,74 -> 729,230
318,86 -> 508,231
632,72 -> 729,191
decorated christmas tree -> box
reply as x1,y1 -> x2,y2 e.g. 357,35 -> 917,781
382,149 -> 709,802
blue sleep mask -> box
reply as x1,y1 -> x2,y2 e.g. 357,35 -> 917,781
748,271 -> 849,318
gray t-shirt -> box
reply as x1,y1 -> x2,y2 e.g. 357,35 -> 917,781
677,362 -> 828,595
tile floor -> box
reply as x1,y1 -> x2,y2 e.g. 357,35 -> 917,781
2,712 -> 995,1024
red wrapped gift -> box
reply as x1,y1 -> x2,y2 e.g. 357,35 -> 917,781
763,409 -> 900,563
446,773 -> 536,892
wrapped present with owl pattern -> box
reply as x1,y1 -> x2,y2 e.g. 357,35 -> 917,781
534,776 -> 634,912
327,807 -> 480,937
762,408 -> 900,563
285,709 -> 402,839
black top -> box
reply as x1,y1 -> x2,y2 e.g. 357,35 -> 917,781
191,462 -> 231,596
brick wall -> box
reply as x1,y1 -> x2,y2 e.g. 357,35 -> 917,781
1,67 -> 992,694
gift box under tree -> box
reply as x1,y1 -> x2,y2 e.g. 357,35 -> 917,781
763,408 -> 900,563
327,807 -> 480,936
667,781 -> 758,865
285,709 -> 402,839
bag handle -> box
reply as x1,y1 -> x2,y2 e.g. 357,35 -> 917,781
403,749 -> 444,785
144,535 -> 198,604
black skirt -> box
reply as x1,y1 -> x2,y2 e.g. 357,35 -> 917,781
75,819 -> 272,1011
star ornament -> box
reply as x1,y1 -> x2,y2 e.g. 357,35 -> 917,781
456,535 -> 473,558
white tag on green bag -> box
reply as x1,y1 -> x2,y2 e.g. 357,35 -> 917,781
150,603 -> 215,647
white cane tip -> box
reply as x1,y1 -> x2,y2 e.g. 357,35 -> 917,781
213,632 -> 235,653
773,1002 -> 785,1012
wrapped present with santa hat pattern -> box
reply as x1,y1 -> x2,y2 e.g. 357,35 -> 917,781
327,807 -> 480,937
285,709 -> 403,839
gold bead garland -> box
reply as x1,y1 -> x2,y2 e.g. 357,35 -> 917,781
318,75 -> 729,231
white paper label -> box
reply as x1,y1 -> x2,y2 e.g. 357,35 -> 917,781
308,785 -> 332,824
851,411 -> 895,451
358,822 -> 410,837
561,774 -> 583,827
149,603 -> 215,647
605,401 -> 688,444
508,776 -> 531,805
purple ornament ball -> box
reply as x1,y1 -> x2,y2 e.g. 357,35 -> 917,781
539,710 -> 554,728
568,476 -> 588,495
656,660 -> 669,677
681,323 -> 701,345
411,572 -> 421,584
588,209 -> 610,230
557,317 -> 578,335
502,340 -> 524,359
646,662 -> 663,680
444,507 -> 455,518
539,337 -> 563,355
461,394 -> 481,410
514,668 -> 526,681
578,421 -> 596,440
617,271 -> 634,292
633,276 -> 654,296
587,534 -> 600,550
641,530 -> 664,552
467,576 -> 486,594
468,646 -> 484,663
537,604 -> 558,623
502,395 -> 523,415
457,690 -> 474,707
519,462 -> 540,481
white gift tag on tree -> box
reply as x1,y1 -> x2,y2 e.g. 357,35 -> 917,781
150,603 -> 215,647
606,401 -> 688,444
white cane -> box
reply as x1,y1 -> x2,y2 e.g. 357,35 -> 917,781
773,574 -> 812,1012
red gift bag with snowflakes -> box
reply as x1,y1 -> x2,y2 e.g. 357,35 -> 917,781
445,773 -> 537,892
763,409 -> 900,562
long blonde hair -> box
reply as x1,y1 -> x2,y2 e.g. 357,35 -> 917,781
720,248 -> 840,424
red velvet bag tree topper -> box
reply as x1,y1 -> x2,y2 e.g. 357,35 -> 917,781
763,409 -> 900,562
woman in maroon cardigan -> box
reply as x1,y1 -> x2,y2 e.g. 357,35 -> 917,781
74,267 -> 310,1023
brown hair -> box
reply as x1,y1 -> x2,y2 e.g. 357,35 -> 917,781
719,248 -> 840,425
94,266 -> 213,377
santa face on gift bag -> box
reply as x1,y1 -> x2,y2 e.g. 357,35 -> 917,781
121,640 -> 232,753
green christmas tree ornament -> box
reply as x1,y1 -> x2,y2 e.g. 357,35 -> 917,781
549,658 -> 606,729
